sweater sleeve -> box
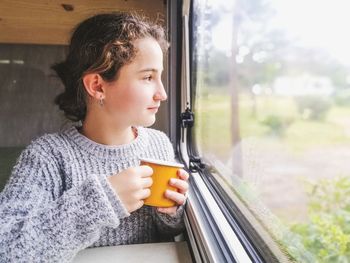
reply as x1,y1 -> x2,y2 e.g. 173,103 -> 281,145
0,147 -> 129,263
155,206 -> 185,237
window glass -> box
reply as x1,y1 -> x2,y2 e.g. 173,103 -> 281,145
192,0 -> 350,261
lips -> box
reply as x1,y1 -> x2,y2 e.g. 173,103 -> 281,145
147,106 -> 160,113
147,105 -> 160,110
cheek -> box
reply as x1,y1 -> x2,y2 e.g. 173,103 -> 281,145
114,89 -> 147,111
106,80 -> 153,113
111,97 -> 136,113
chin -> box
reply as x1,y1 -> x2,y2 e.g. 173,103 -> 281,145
142,116 -> 156,127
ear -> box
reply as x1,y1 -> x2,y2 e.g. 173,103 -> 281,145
82,73 -> 105,100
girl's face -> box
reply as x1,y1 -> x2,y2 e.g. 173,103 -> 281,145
103,37 -> 167,128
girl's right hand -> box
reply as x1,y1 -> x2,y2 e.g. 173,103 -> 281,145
108,165 -> 153,213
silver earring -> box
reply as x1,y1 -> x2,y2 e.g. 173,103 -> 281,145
99,97 -> 104,107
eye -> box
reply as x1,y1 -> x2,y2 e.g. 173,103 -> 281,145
143,75 -> 153,81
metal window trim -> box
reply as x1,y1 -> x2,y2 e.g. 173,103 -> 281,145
185,170 -> 254,263
179,128 -> 254,262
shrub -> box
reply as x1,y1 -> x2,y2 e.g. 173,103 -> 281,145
294,96 -> 332,121
260,115 -> 294,136
334,89 -> 350,107
291,177 -> 350,262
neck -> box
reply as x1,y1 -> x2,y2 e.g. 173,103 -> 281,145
81,114 -> 136,146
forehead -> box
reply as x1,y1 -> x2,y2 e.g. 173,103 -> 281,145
130,37 -> 164,70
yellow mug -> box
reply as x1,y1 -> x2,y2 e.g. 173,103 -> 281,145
140,158 -> 184,207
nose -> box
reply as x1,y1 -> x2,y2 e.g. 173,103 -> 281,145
153,80 -> 167,101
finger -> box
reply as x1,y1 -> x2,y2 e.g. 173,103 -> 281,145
177,169 -> 190,181
139,165 -> 153,177
138,188 -> 151,199
141,177 -> 153,188
169,178 -> 189,194
165,190 -> 187,205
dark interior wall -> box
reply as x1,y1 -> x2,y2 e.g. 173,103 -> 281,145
0,44 -> 67,147
0,44 -> 67,190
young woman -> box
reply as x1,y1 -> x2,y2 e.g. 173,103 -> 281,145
0,13 -> 189,262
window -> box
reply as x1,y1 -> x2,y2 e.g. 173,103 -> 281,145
191,0 -> 350,261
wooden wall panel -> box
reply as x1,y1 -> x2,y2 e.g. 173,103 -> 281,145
0,0 -> 166,45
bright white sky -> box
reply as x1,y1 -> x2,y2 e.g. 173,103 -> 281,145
211,0 -> 350,65
271,0 -> 350,65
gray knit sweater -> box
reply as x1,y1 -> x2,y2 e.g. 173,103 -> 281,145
0,126 -> 185,262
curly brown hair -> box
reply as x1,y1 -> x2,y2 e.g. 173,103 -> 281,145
52,12 -> 168,122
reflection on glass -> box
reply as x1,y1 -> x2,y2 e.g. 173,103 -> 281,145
193,0 -> 350,261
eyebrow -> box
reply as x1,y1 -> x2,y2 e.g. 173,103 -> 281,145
137,68 -> 163,73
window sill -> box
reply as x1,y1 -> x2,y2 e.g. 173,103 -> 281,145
72,241 -> 192,263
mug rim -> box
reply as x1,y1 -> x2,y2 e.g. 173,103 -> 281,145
140,158 -> 185,168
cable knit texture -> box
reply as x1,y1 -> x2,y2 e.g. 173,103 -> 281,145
0,126 -> 185,262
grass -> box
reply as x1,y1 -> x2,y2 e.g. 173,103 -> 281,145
194,92 -> 350,157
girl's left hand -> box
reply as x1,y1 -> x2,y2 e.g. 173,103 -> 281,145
157,169 -> 189,216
